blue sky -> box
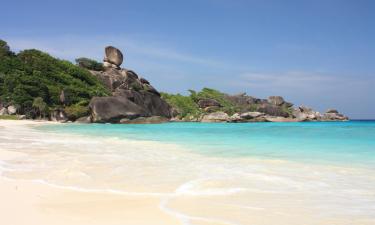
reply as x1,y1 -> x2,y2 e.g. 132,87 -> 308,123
1,0 -> 374,118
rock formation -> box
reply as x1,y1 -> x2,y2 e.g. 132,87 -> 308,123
201,112 -> 230,122
7,105 -> 17,115
322,109 -> 348,121
120,116 -> 169,124
88,46 -> 172,123
50,109 -> 68,122
198,99 -> 221,108
0,107 -> 8,116
195,92 -> 348,123
268,96 -> 285,106
103,46 -> 123,68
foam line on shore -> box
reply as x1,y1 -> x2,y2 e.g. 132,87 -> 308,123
159,197 -> 241,225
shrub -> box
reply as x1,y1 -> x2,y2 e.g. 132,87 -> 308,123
32,97 -> 48,118
64,104 -> 89,121
161,92 -> 201,118
75,57 -> 103,71
193,88 -> 238,115
0,40 -> 11,56
0,115 -> 19,120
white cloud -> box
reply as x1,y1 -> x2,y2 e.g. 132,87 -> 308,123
237,71 -> 341,89
5,35 -> 238,70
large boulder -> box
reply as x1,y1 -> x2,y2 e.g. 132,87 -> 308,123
225,93 -> 258,107
90,69 -> 150,93
228,113 -> 242,122
104,46 -> 123,67
322,109 -> 348,121
139,77 -> 150,84
198,99 -> 221,108
0,107 -> 8,116
120,116 -> 169,124
268,96 -> 285,106
326,109 -> 339,114
257,104 -> 289,117
89,96 -> 149,123
201,112 -> 229,122
292,108 -> 308,121
240,111 -> 265,119
292,106 -> 322,121
50,109 -> 68,122
114,90 -> 171,118
143,84 -> 160,96
7,105 -> 17,115
89,68 -> 125,91
264,116 -> 300,122
75,116 -> 92,123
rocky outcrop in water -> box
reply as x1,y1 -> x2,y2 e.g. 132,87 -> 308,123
195,92 -> 348,123
201,112 -> 230,122
88,46 -> 172,123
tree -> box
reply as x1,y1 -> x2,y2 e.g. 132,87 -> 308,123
0,40 -> 110,117
0,40 -> 10,56
75,57 -> 103,71
32,97 -> 47,118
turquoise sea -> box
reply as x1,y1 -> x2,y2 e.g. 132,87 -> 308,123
40,120 -> 375,168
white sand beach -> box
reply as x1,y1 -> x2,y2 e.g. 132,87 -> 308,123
1,120 -> 375,225
0,121 -> 180,225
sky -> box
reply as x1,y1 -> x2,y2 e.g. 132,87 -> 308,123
1,0 -> 374,119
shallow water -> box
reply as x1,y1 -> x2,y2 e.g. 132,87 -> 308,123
1,121 -> 375,225
40,120 -> 375,167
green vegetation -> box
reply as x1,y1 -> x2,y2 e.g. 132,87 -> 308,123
0,115 -> 19,120
75,57 -> 103,71
0,39 -> 295,122
161,92 -> 202,119
32,97 -> 48,118
247,104 -> 260,112
189,88 -> 238,114
281,104 -> 293,117
64,103 -> 90,121
161,88 -> 239,120
0,40 -> 109,119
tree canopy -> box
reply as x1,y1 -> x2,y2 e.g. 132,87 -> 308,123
0,39 -> 109,118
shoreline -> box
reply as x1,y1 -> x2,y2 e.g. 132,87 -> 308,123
0,117 -> 353,125
0,120 -> 179,225
1,120 -> 375,225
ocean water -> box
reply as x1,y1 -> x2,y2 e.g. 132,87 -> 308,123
1,120 -> 375,224
39,120 -> 375,167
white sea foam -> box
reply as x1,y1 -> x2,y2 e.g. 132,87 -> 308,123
175,178 -> 247,196
159,197 -> 241,225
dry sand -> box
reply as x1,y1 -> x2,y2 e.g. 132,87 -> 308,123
0,120 -> 179,225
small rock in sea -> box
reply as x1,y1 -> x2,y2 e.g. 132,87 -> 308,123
201,112 -> 229,122
240,112 -> 265,119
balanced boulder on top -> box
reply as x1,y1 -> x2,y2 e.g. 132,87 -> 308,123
104,46 -> 123,67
